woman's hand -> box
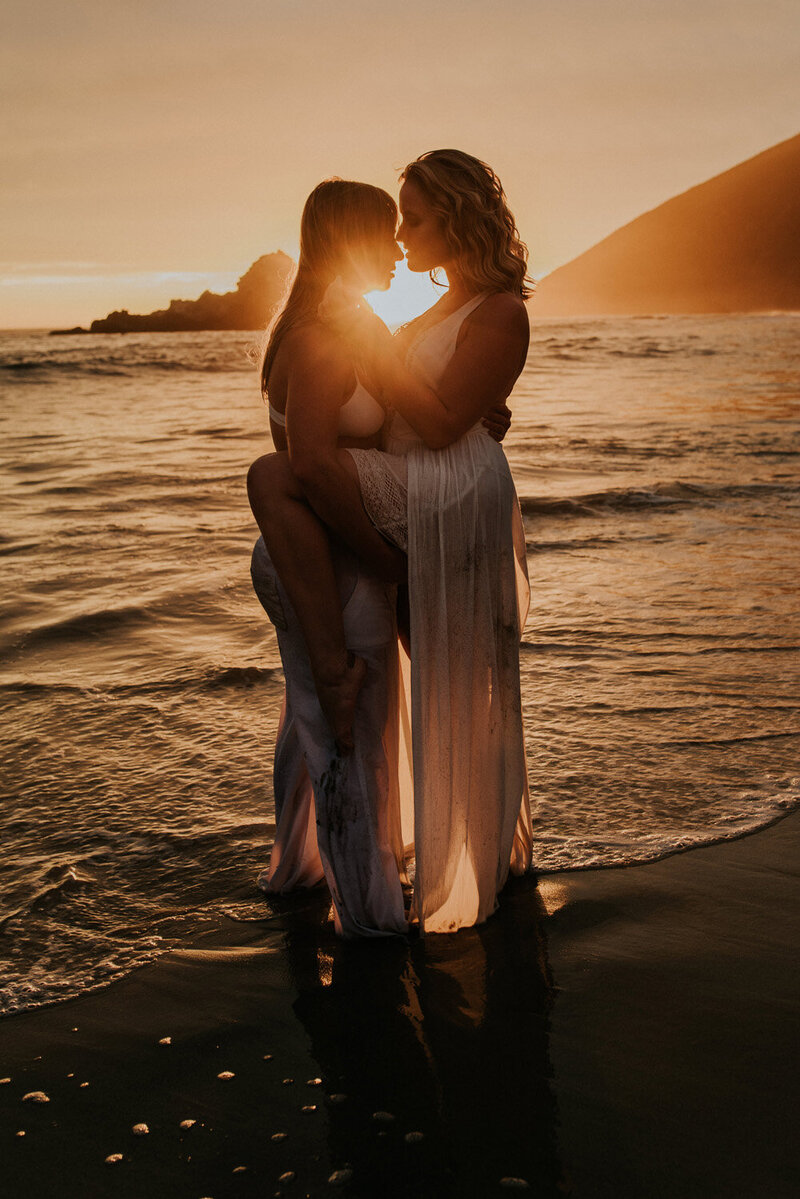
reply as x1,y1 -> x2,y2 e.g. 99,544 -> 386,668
317,276 -> 364,334
318,277 -> 385,350
482,402 -> 512,443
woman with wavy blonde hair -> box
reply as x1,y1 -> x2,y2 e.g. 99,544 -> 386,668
249,148 -> 534,935
401,148 -> 532,298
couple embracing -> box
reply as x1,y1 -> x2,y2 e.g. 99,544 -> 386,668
249,149 -> 533,938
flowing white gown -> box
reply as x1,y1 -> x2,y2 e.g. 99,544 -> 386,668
351,294 -> 534,933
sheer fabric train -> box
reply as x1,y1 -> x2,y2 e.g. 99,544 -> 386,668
350,295 -> 533,931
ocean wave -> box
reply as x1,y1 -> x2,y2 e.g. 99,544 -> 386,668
661,729 -> 800,747
202,665 -> 279,688
537,334 -> 718,361
0,539 -> 39,557
0,350 -> 256,380
0,938 -> 170,1017
18,603 -> 159,648
534,798 -> 798,874
518,479 -> 796,518
0,664 -> 280,698
608,344 -> 717,359
0,862 -> 96,930
528,534 -> 644,552
0,358 -> 129,377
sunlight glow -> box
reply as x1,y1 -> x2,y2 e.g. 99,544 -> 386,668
366,260 -> 441,329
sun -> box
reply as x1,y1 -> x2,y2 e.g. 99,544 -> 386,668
366,260 -> 441,330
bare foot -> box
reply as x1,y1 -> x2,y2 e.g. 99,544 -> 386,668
316,654 -> 368,752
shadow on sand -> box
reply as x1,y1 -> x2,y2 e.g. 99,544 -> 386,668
279,874 -> 567,1197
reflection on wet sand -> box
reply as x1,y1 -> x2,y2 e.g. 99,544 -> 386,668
281,875 -> 566,1197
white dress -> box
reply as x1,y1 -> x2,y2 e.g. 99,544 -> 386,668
350,294 -> 534,933
252,536 -> 408,938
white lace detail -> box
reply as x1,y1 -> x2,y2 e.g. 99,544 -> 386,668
347,449 -> 409,553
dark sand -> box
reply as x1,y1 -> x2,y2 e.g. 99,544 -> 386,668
1,812 -> 798,1199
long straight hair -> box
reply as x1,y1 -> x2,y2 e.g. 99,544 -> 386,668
260,179 -> 397,396
402,149 -> 533,298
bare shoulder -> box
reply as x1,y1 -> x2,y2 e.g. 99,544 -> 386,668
463,292 -> 530,349
283,318 -> 355,393
282,321 -> 350,377
476,292 -> 529,331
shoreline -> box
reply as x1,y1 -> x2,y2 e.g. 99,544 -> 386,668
7,804 -> 797,1023
1,811 -> 798,1197
535,800 -> 800,876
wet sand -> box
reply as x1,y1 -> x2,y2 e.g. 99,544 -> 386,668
1,812 -> 798,1198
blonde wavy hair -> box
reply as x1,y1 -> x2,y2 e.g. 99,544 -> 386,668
401,149 -> 533,299
261,178 -> 397,396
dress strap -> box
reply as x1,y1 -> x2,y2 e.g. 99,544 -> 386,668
405,292 -> 490,360
268,402 -> 287,428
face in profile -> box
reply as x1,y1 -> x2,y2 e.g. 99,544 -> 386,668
345,229 -> 404,294
397,179 -> 451,273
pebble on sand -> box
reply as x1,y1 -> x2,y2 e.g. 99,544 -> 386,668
79,1082 -> 89,1088
233,1166 -> 247,1173
271,1132 -> 288,1142
158,1036 -> 172,1045
22,1091 -> 49,1104
217,1071 -> 235,1080
16,1130 -> 26,1137
404,1131 -> 425,1144
281,1077 -> 294,1085
132,1123 -> 149,1136
328,1168 -> 353,1186
301,1104 -> 317,1113
306,1077 -> 322,1086
1,1078 -> 11,1085
371,1111 -> 395,1124
500,1179 -> 531,1190
278,1171 -> 296,1183
105,1153 -> 123,1165
263,1054 -> 273,1061
179,1119 -> 196,1130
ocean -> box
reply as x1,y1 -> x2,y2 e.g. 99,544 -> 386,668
1,315 -> 798,1016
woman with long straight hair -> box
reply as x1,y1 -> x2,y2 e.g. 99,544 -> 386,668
250,149 -> 534,934
250,178 -> 410,938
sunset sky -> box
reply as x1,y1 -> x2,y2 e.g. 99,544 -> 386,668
2,0 -> 798,328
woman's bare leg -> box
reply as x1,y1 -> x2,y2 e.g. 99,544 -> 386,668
247,451 -> 405,750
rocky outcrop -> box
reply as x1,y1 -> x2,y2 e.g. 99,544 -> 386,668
87,252 -> 294,333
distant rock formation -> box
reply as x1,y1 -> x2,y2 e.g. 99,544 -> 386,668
534,133 -> 800,315
86,251 -> 294,333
